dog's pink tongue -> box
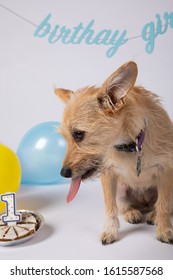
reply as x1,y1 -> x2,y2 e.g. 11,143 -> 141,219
67,177 -> 82,203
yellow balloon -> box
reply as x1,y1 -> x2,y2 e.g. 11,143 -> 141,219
0,144 -> 21,213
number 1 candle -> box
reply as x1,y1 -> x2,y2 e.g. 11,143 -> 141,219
0,193 -> 21,226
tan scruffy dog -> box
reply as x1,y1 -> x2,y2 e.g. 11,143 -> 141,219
55,61 -> 173,245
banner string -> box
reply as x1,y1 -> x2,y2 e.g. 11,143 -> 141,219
0,3 -> 37,28
0,2 -> 143,41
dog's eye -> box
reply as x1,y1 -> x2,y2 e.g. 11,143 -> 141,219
73,131 -> 85,141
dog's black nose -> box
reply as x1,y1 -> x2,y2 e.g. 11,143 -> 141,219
60,167 -> 72,178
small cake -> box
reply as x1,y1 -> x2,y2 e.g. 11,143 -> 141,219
0,212 -> 38,241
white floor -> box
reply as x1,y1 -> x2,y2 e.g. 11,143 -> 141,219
1,180 -> 173,260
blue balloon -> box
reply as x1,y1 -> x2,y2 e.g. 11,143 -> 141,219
17,121 -> 68,184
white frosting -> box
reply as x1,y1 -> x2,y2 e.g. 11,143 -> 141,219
0,226 -> 8,238
15,226 -> 30,237
0,218 -> 5,226
22,214 -> 37,224
4,227 -> 17,240
17,223 -> 36,231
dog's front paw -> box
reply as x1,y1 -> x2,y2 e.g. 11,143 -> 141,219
124,209 -> 143,224
101,229 -> 119,245
157,227 -> 173,244
146,210 -> 156,225
100,218 -> 119,245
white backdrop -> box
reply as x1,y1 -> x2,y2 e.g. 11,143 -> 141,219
0,0 -> 173,260
0,0 -> 173,150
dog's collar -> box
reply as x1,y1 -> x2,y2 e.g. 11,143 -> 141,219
114,130 -> 145,153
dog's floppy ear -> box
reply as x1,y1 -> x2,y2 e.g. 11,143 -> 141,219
54,88 -> 74,104
98,61 -> 138,112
